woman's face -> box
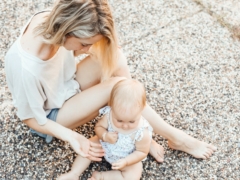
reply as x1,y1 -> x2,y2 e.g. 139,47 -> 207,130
63,34 -> 103,53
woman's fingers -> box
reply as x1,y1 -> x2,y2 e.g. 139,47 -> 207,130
87,154 -> 102,162
88,149 -> 104,158
70,132 -> 104,161
89,145 -> 104,153
89,142 -> 105,154
78,150 -> 102,161
90,142 -> 104,152
88,142 -> 104,162
90,141 -> 103,148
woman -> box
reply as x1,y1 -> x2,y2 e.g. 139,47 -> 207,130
5,0 -> 216,163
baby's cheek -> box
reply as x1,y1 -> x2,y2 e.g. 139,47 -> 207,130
115,123 -> 121,128
130,124 -> 136,129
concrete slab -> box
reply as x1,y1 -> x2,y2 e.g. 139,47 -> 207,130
193,0 -> 240,32
109,0 -> 202,45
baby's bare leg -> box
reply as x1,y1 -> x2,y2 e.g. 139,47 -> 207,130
58,155 -> 91,180
58,136 -> 101,180
89,162 -> 142,180
150,139 -> 165,162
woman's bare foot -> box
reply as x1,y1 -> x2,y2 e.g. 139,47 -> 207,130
149,140 -> 165,162
168,131 -> 217,159
88,171 -> 102,180
58,172 -> 79,180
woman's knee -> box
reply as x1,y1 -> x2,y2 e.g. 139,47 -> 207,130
76,55 -> 102,90
108,76 -> 127,84
101,76 -> 126,90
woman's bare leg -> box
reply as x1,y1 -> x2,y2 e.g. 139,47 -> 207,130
56,55 -> 113,127
56,75 -> 125,128
142,105 -> 217,159
89,162 -> 142,180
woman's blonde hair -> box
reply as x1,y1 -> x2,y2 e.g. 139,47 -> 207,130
109,79 -> 146,111
35,0 -> 118,81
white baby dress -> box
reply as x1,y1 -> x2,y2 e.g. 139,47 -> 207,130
99,106 -> 153,164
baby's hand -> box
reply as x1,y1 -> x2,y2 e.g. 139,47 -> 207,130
112,158 -> 127,170
105,132 -> 118,144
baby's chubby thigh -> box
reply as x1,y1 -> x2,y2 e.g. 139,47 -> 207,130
121,162 -> 143,180
90,162 -> 143,180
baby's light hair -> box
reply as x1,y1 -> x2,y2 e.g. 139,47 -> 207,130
109,79 -> 146,112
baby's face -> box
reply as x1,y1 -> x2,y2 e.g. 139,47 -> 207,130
111,106 -> 142,131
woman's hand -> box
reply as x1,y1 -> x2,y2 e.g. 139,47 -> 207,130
68,131 -> 104,161
23,119 -> 104,161
112,158 -> 127,170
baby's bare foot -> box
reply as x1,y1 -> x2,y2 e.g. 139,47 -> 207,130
88,171 -> 102,180
58,172 -> 79,180
168,132 -> 217,159
149,140 -> 165,162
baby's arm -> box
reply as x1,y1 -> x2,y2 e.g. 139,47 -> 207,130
112,129 -> 151,170
95,115 -> 118,144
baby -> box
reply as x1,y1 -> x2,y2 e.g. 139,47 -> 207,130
59,79 -> 152,180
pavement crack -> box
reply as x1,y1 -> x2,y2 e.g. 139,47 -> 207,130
192,0 -> 240,40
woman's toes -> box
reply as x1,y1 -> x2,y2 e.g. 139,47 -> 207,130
204,152 -> 210,159
208,144 -> 217,151
207,149 -> 213,155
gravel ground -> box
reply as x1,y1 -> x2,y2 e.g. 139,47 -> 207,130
0,0 -> 240,179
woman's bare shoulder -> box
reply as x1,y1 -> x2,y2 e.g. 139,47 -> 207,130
20,12 -> 56,60
23,12 -> 50,36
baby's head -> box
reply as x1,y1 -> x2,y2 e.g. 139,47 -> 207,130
109,79 -> 146,130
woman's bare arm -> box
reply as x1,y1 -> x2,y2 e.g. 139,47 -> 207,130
24,118 -> 104,161
24,118 -> 73,142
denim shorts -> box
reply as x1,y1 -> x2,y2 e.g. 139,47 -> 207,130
30,108 -> 59,143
